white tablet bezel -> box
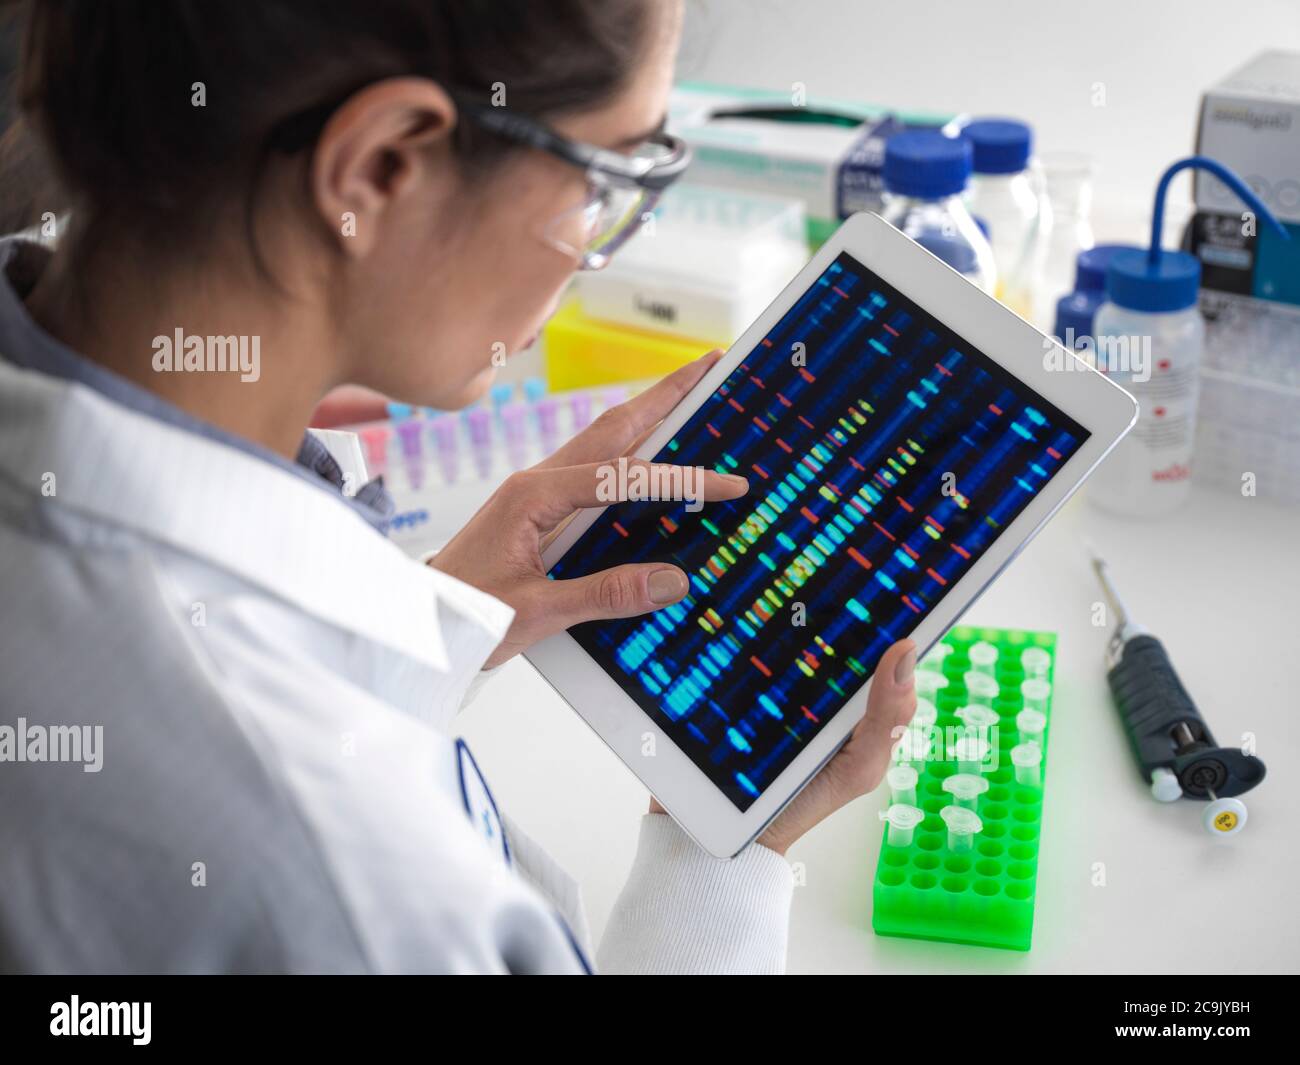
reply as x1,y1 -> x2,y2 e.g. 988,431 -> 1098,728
525,211 -> 1137,858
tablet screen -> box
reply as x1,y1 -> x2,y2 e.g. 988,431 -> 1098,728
550,251 -> 1089,811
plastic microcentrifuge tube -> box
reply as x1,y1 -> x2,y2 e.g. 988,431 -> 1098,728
359,425 -> 389,471
940,805 -> 983,852
954,735 -> 990,776
956,704 -> 1001,732
964,671 -> 1000,708
968,640 -> 999,676
490,381 -> 515,417
535,397 -> 561,456
1020,678 -> 1051,716
430,414 -> 459,484
904,698 -> 938,767
919,642 -> 954,673
1016,707 -> 1047,746
916,671 -> 949,701
465,407 -> 494,479
878,804 -> 925,847
1021,646 -> 1051,679
395,417 -> 423,461
886,765 -> 919,807
501,401 -> 530,470
570,392 -> 593,432
942,772 -> 990,811
601,386 -> 630,412
1011,741 -> 1043,787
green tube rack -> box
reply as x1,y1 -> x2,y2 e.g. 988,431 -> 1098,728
871,626 -> 1056,952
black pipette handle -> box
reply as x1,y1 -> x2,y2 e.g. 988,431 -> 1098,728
1107,633 -> 1265,799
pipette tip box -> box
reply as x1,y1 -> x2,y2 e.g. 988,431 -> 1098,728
871,625 -> 1056,952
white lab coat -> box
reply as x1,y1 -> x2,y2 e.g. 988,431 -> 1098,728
0,357 -> 794,974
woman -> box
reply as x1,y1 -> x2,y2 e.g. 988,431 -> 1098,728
0,0 -> 916,974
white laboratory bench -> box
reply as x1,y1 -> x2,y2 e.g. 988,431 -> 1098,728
458,481 -> 1300,974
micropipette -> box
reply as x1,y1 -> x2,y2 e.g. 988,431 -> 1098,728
1088,544 -> 1265,836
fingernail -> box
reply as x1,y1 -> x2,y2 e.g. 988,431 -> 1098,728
648,569 -> 688,605
893,646 -> 917,688
723,474 -> 749,488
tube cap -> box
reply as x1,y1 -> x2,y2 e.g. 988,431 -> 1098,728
1075,243 -> 1136,292
1105,247 -> 1201,313
964,118 -> 1032,174
1054,290 -> 1104,348
883,130 -> 972,199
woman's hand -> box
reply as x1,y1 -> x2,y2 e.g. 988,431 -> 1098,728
650,640 -> 918,855
430,351 -> 747,669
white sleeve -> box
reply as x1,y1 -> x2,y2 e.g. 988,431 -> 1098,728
596,814 -> 794,975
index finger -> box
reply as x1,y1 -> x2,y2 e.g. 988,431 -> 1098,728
534,349 -> 723,469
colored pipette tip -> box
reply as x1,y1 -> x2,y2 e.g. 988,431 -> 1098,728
385,401 -> 413,421
968,640 -> 999,675
964,671 -> 1000,707
1011,741 -> 1043,787
1020,677 -> 1051,714
878,803 -> 925,847
1016,707 -> 1047,745
918,642 -> 954,673
886,765 -> 919,807
915,671 -> 949,700
523,376 -> 548,404
940,805 -> 983,852
1020,646 -> 1051,679
954,735 -> 990,776
601,386 -> 629,410
956,704 -> 1000,731
942,772 -> 990,811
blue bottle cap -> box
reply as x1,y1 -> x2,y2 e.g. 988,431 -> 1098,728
1105,248 -> 1202,313
1105,155 -> 1289,313
963,119 -> 1032,175
883,130 -> 972,199
1053,290 -> 1104,348
1074,244 -> 1137,293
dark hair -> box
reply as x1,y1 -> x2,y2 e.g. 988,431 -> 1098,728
4,0 -> 651,254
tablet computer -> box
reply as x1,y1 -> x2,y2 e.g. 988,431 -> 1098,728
526,212 -> 1136,858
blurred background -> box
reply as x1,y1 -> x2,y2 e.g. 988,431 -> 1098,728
678,0 -> 1300,232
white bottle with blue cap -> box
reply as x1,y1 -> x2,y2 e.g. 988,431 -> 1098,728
963,118 -> 1051,318
881,130 -> 996,295
1087,157 -> 1289,516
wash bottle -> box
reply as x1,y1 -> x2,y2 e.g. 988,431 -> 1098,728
1087,157 -> 1288,516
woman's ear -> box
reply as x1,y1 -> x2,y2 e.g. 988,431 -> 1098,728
310,77 -> 458,258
